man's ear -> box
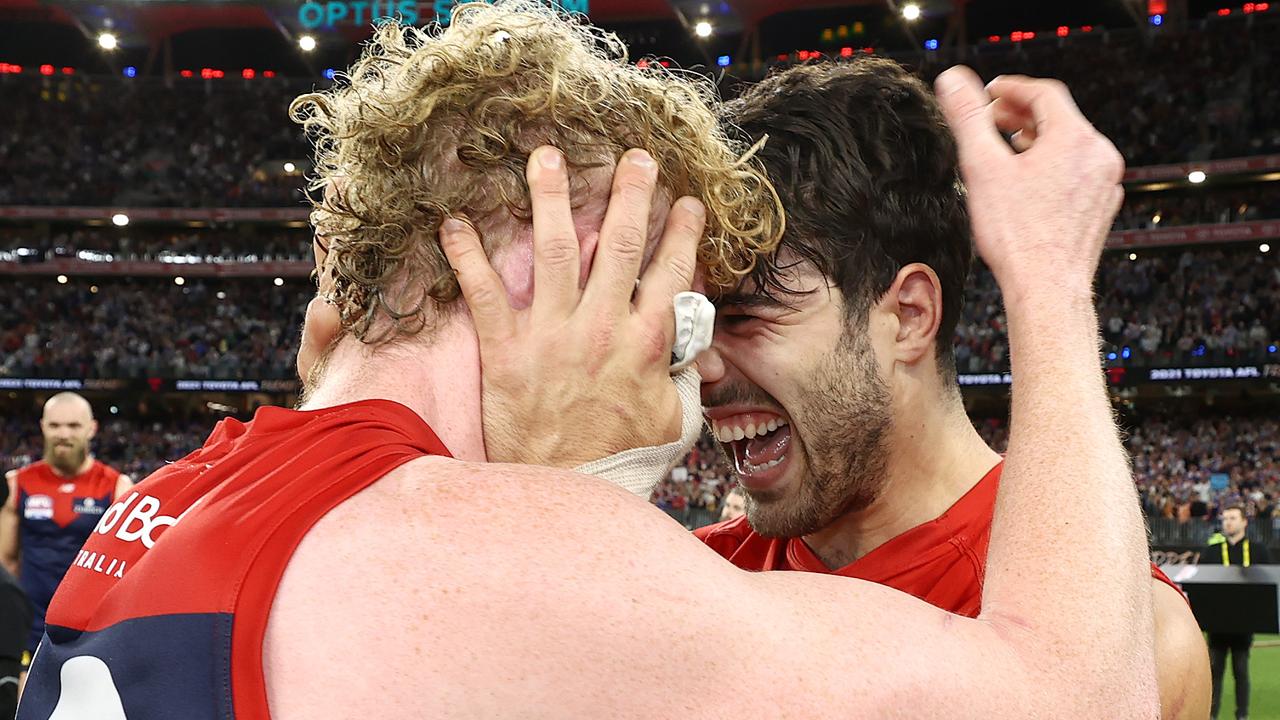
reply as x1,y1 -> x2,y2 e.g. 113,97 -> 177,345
882,262 -> 944,368
298,231 -> 344,381
298,295 -> 343,382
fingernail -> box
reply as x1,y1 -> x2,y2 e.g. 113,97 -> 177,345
538,147 -> 563,169
936,68 -> 964,96
442,218 -> 467,235
628,149 -> 657,169
676,196 -> 705,218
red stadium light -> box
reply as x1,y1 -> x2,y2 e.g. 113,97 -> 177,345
1243,2 -> 1255,12
1081,25 -> 1094,31
797,50 -> 810,60
200,67 -> 213,79
214,70 -> 225,78
263,70 -> 276,78
39,64 -> 54,75
1057,25 -> 1069,37
242,68 -> 255,79
636,59 -> 649,68
658,60 -> 670,67
1024,31 -> 1036,39
840,46 -> 853,57
1010,31 -> 1024,42
1148,0 -> 1167,13
180,69 -> 193,77
61,67 -> 74,75
1217,7 -> 1231,14
862,46 -> 874,53
988,34 -> 1001,42
1258,2 -> 1270,10
776,53 -> 788,61
0,63 -> 21,74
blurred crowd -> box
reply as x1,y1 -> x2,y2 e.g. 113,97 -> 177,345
0,414 -> 213,481
0,76 -> 309,207
957,244 -> 1279,373
1114,182 -> 1280,230
1128,413 -> 1280,526
3,408 -> 1272,533
974,412 -> 1279,529
0,13 -> 1277,208
0,243 -> 1274,380
0,278 -> 307,380
929,12 -> 1280,165
0,227 -> 311,264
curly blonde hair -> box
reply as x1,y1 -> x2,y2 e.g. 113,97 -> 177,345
289,0 -> 783,343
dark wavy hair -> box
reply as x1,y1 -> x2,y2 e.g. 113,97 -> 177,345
724,58 -> 972,377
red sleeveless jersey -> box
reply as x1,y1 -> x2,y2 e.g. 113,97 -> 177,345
15,459 -> 122,652
696,462 -> 1181,616
19,400 -> 450,720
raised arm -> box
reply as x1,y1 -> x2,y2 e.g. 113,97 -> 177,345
937,70 -> 1157,707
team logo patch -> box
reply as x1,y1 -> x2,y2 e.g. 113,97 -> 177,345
74,497 -> 106,516
59,483 -> 76,494
24,494 -> 54,521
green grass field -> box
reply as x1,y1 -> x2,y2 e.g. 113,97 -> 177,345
1217,634 -> 1280,719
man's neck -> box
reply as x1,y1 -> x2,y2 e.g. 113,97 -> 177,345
299,321 -> 487,462
47,454 -> 95,479
1228,531 -> 1246,545
801,390 -> 1002,570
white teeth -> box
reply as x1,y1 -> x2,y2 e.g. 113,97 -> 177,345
732,426 -> 745,441
742,454 -> 787,474
767,419 -> 778,432
745,423 -> 757,439
717,425 -> 732,443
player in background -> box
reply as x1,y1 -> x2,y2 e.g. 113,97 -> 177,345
1,392 -> 132,674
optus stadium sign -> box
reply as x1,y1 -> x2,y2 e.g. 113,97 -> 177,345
297,0 -> 589,29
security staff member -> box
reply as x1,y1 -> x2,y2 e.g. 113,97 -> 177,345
1200,505 -> 1272,720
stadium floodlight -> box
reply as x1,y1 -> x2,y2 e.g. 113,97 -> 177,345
283,162 -> 296,173
274,277 -> 285,287
1128,252 -> 1137,261
217,291 -> 227,300
111,213 -> 129,227
56,275 -> 68,284
299,35 -> 317,52
1262,243 -> 1272,253
98,32 -> 118,50
902,4 -> 922,21
1151,213 -> 1161,225
694,21 -> 713,38
1187,170 -> 1207,184
175,276 -> 186,286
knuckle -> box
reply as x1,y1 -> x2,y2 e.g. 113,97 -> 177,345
665,252 -> 696,284
534,180 -> 571,203
539,237 -> 578,267
1043,77 -> 1069,95
616,169 -> 656,197
608,226 -> 647,261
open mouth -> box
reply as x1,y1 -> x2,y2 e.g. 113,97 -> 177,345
709,411 -> 792,489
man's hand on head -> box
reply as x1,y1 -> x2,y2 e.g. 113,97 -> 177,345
934,67 -> 1125,303
441,146 -> 707,468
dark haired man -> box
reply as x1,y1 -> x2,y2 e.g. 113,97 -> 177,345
1200,504 -> 1271,719
694,59 -> 1210,719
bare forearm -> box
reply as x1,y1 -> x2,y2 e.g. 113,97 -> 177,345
983,289 -> 1154,699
